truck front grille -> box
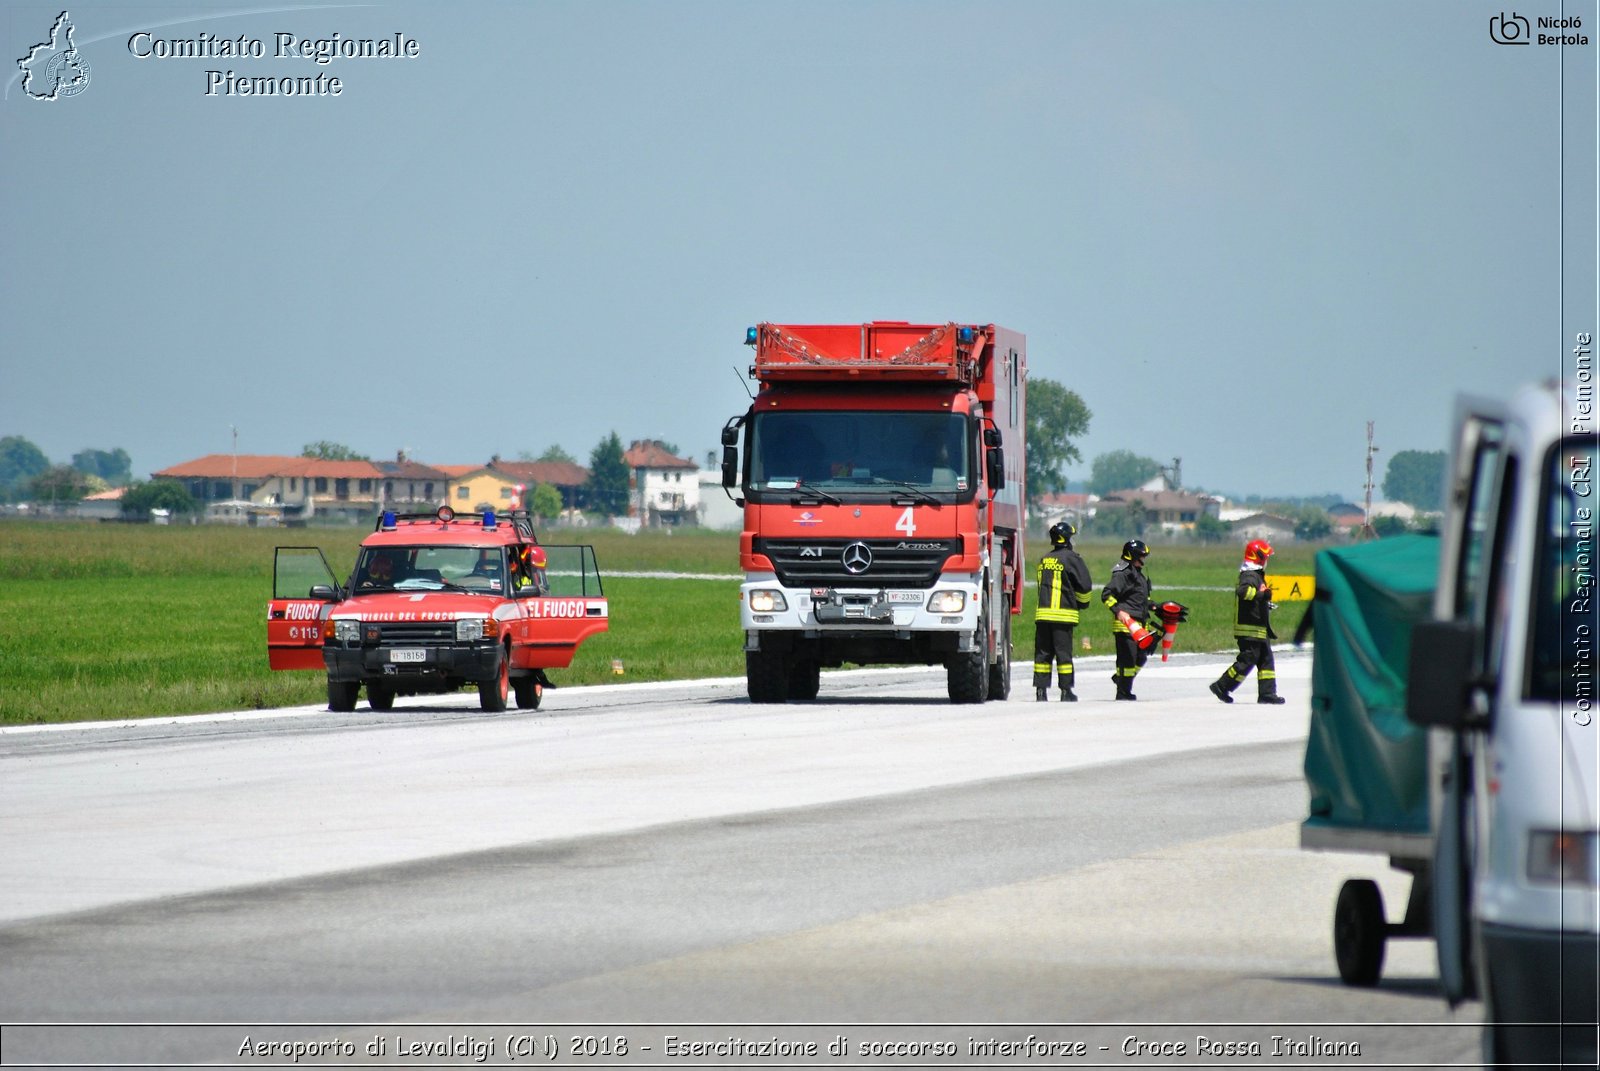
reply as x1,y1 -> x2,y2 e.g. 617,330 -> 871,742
754,538 -> 960,588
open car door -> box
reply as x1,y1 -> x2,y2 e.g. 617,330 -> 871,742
268,547 -> 340,670
510,544 -> 609,670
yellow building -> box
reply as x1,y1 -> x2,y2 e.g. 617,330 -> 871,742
437,465 -> 521,514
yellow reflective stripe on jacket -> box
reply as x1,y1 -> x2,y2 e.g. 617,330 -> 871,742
1036,607 -> 1080,623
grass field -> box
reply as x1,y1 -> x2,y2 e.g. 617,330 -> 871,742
0,520 -> 1315,724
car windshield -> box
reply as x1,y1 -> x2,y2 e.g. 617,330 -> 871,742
747,411 -> 970,496
354,545 -> 506,593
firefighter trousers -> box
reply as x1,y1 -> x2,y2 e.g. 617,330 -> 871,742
1033,621 -> 1076,691
1113,630 -> 1150,695
1217,638 -> 1277,697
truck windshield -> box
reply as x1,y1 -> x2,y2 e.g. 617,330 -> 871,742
354,545 -> 506,593
747,411 -> 970,497
1529,437 -> 1596,701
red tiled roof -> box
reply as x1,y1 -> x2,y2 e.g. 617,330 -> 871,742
153,454 -> 309,479
153,454 -> 386,480
376,460 -> 450,480
623,441 -> 695,469
490,460 -> 590,486
434,464 -> 488,478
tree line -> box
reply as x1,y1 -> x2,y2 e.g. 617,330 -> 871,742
3,390 -> 1446,530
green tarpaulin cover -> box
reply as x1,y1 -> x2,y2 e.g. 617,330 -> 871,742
1302,533 -> 1439,837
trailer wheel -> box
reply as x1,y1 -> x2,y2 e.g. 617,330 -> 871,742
746,649 -> 789,704
1333,878 -> 1387,986
787,660 -> 820,701
328,679 -> 359,713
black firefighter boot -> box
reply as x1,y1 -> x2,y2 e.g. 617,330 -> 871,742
1115,673 -> 1136,701
1060,687 -> 1077,702
1209,678 -> 1235,704
1258,691 -> 1287,705
1036,686 -> 1048,702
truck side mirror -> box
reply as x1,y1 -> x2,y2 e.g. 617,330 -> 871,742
986,447 -> 1005,491
309,585 -> 338,600
983,428 -> 1002,448
1405,620 -> 1484,730
721,446 -> 739,489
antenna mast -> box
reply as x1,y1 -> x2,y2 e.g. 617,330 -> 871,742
1358,421 -> 1379,541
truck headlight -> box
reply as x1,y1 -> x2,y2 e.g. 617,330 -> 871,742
748,590 -> 788,612
331,620 -> 360,643
928,591 -> 966,613
1528,830 -> 1600,887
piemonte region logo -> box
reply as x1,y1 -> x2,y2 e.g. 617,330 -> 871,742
17,11 -> 91,101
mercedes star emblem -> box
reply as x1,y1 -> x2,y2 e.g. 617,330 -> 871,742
841,542 -> 873,574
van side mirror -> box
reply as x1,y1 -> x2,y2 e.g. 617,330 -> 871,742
1406,620 -> 1485,730
309,585 -> 338,600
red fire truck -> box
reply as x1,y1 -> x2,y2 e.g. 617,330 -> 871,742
266,507 -> 608,712
720,321 -> 1026,703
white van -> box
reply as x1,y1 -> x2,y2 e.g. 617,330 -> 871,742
1408,378 -> 1598,1067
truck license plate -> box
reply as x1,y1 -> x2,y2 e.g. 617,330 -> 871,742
389,649 -> 426,663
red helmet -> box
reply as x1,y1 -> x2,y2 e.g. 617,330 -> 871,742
1244,539 -> 1274,565
521,545 -> 547,570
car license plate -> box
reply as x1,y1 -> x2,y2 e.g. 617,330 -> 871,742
389,649 -> 426,663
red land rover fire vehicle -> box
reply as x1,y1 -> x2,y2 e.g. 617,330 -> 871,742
267,507 -> 608,712
720,321 -> 1026,703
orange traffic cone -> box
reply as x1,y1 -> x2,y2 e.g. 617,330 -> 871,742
1160,620 -> 1179,661
1117,610 -> 1156,650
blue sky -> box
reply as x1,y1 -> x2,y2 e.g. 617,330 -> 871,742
2,1 -> 1592,500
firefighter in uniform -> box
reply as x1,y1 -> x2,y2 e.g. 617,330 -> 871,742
1034,521 -> 1093,702
1102,539 -> 1154,701
1209,539 -> 1287,705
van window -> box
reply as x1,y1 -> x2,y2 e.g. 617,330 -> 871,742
1529,438 -> 1597,702
1455,420 -> 1505,625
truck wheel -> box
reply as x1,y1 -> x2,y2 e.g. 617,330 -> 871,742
788,660 -> 820,701
367,684 -> 395,712
513,677 -> 543,710
947,615 -> 991,704
327,679 -> 359,713
746,649 -> 789,704
1333,878 -> 1387,986
987,614 -> 1012,700
479,652 -> 509,713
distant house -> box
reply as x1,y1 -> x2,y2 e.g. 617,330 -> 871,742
1097,487 -> 1221,532
1231,512 -> 1298,544
153,454 -> 389,524
487,458 -> 590,513
696,468 -> 743,530
374,452 -> 449,510
71,487 -> 126,522
1033,491 -> 1095,531
436,464 -> 519,514
624,440 -> 700,527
